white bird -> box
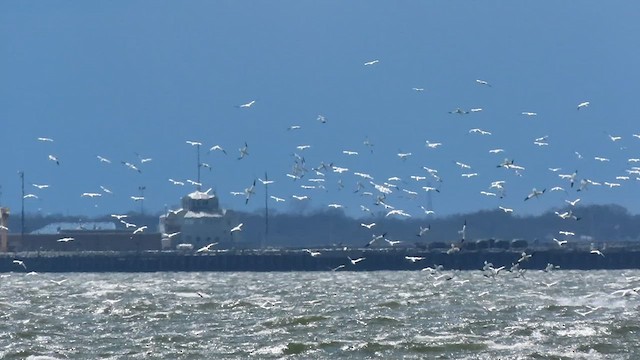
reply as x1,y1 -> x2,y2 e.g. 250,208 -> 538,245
425,141 -> 443,149
342,150 -> 359,156
270,195 -> 285,202
559,231 -> 575,236
32,183 -> 49,189
197,242 -> 219,253
23,194 -> 39,199
169,179 -> 185,186
48,155 -> 60,165
397,152 -> 412,160
361,222 -> 376,229
37,137 -> 54,142
100,186 -> 113,194
577,101 -> 590,110
498,206 -> 513,213
565,198 -> 581,207
209,145 -> 227,154
364,59 -> 379,66
97,155 -> 112,164
305,249 -> 321,257
13,260 -> 27,270
238,142 -> 249,160
489,148 -> 505,154
132,226 -> 147,234
57,237 -> 75,243
590,249 -> 605,257
292,195 -> 309,201
521,112 -> 537,116
524,188 -> 546,201
385,239 -> 402,246
553,238 -> 568,246
163,232 -> 181,239
186,140 -> 202,146
230,223 -> 243,233
122,161 -> 141,173
412,87 -> 425,92
469,128 -> 492,135
238,100 -> 256,108
405,256 -> 425,263
417,225 -> 431,237
81,192 -> 102,198
111,214 -> 128,220
475,79 -> 491,87
296,145 -> 311,151
348,256 -> 366,265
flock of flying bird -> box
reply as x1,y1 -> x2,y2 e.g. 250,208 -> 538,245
12,58 -> 640,262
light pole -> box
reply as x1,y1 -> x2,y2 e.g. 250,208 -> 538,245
19,171 -> 24,240
138,186 -> 146,215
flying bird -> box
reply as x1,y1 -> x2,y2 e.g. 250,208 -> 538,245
577,101 -> 590,110
237,100 -> 256,108
48,155 -> 60,165
364,59 -> 379,66
230,223 -> 244,233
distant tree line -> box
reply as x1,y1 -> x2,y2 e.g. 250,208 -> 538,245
8,203 -> 639,249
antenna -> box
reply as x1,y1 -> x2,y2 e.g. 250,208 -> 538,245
263,171 -> 269,249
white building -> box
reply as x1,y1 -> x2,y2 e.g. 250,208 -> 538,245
159,189 -> 243,250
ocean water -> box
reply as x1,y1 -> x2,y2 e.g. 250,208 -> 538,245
1,270 -> 639,359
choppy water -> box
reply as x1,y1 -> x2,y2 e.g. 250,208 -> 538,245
1,270 -> 640,359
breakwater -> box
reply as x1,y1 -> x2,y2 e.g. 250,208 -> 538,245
1,248 -> 640,272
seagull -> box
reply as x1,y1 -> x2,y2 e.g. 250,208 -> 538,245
498,206 -> 513,213
208,145 -> 227,154
169,179 -> 185,186
57,237 -> 75,242
37,137 -> 54,142
405,256 -> 425,263
230,223 -> 243,233
23,194 -> 39,199
521,112 -> 537,116
590,249 -> 605,257
518,251 -> 532,263
100,186 -> 112,194
559,230 -> 575,236
186,140 -> 202,146
361,222 -> 376,229
524,188 -> 545,201
417,225 -> 431,237
238,142 -> 249,160
270,195 -> 285,202
196,242 -> 219,253
553,238 -> 568,246
385,239 -> 402,246
565,198 -> 581,207
577,101 -> 590,110
13,260 -> 27,270
97,155 -> 112,164
163,232 -> 181,239
331,264 -> 346,271
237,100 -> 256,108
363,59 -> 379,66
412,87 -> 425,92
32,183 -> 49,189
475,79 -> 491,87
132,226 -> 147,234
449,108 -> 469,115
304,249 -> 321,257
122,161 -> 141,173
81,192 -> 102,198
111,214 -> 128,220
348,256 -> 366,265
48,155 -> 60,165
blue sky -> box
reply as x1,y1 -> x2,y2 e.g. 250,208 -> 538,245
2,1 -> 640,219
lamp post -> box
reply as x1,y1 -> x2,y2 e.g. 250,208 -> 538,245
138,185 -> 146,215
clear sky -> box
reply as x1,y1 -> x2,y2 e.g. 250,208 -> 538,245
2,1 -> 640,220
